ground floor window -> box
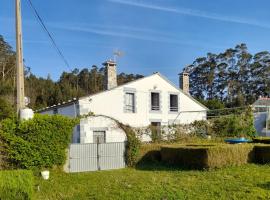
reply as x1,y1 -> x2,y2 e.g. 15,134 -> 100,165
93,131 -> 106,144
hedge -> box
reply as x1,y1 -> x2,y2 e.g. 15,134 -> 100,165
161,144 -> 254,169
254,145 -> 270,164
0,170 -> 33,200
136,143 -> 162,165
0,114 -> 78,169
253,137 -> 270,144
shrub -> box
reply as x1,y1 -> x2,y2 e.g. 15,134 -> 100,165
161,144 -> 254,169
0,170 -> 33,200
118,123 -> 141,167
191,120 -> 211,137
0,98 -> 14,121
210,107 -> 256,137
0,114 -> 78,169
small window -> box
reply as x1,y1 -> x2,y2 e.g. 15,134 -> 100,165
151,92 -> 160,111
93,131 -> 106,144
170,94 -> 178,112
125,92 -> 135,113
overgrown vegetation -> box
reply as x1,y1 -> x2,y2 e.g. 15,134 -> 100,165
116,122 -> 141,167
192,106 -> 256,138
0,170 -> 33,200
0,114 -> 78,169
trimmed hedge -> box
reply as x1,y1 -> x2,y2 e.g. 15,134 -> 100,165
0,170 -> 33,200
254,145 -> 270,164
161,144 -> 254,169
136,144 -> 162,165
253,137 -> 270,144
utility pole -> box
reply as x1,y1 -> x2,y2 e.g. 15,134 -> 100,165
16,0 -> 25,114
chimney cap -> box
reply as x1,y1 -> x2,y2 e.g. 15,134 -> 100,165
178,72 -> 189,76
103,60 -> 117,66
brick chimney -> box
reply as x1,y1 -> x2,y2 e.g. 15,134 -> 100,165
179,72 -> 189,94
103,60 -> 117,90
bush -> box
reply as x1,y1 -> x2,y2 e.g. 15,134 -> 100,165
0,170 -> 33,200
0,114 -> 78,169
0,98 -> 14,121
161,144 -> 254,169
118,124 -> 141,167
209,107 -> 256,137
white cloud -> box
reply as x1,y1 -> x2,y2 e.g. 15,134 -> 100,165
49,23 -> 224,49
108,0 -> 270,29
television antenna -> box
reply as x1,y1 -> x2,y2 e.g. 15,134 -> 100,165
113,49 -> 124,62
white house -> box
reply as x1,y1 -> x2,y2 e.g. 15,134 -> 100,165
38,60 -> 208,143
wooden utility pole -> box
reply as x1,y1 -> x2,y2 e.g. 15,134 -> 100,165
16,0 -> 25,113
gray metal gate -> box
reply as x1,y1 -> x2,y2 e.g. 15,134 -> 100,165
68,142 -> 126,173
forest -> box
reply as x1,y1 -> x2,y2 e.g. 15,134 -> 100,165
185,43 -> 270,108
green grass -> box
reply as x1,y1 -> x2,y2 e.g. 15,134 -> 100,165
0,170 -> 33,200
34,164 -> 270,200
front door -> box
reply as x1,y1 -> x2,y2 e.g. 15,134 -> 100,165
151,122 -> 161,141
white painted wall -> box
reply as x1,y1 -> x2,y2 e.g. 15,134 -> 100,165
79,73 -> 207,127
75,116 -> 127,144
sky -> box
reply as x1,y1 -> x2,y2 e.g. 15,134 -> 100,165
1,0 -> 270,84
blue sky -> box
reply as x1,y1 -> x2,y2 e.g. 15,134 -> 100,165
1,0 -> 270,84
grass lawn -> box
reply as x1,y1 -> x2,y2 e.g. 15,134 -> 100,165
34,164 -> 270,200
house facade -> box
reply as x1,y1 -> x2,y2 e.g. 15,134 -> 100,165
39,61 -> 208,143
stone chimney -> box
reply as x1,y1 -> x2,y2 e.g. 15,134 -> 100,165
179,72 -> 189,94
103,60 -> 117,90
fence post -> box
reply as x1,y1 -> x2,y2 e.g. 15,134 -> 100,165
97,138 -> 101,171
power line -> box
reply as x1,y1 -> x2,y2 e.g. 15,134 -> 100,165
26,0 -> 72,71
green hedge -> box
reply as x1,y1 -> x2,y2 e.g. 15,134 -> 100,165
136,144 -> 162,165
161,144 -> 254,169
253,137 -> 270,144
0,170 -> 33,200
0,114 -> 78,169
254,145 -> 270,164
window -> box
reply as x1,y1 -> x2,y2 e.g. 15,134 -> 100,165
93,131 -> 106,144
170,94 -> 178,112
151,92 -> 160,111
125,92 -> 135,113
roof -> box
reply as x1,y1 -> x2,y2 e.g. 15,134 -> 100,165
37,72 -> 208,112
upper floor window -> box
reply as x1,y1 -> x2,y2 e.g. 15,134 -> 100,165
151,92 -> 160,111
125,92 -> 135,113
170,94 -> 178,112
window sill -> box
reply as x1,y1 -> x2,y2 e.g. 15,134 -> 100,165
150,110 -> 162,114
